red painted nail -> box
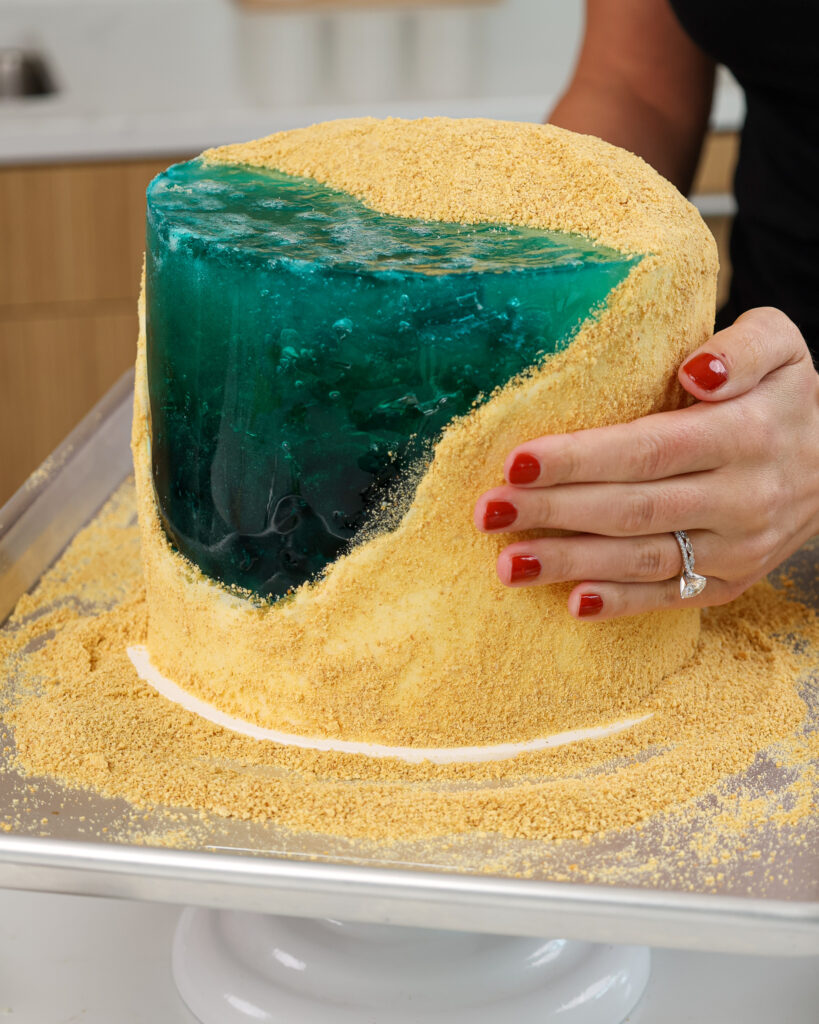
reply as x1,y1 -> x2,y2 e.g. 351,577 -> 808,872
510,554 -> 541,583
483,500 -> 518,530
577,593 -> 604,617
508,453 -> 540,485
682,352 -> 728,392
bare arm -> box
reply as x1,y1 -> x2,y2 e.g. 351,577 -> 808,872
550,0 -> 715,193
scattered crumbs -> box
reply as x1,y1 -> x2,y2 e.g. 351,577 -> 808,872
0,482 -> 815,897
0,120 -> 815,894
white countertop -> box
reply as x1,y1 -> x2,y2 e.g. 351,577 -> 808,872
0,887 -> 815,1022
0,0 -> 744,165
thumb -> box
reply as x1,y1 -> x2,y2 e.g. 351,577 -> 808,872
679,306 -> 808,402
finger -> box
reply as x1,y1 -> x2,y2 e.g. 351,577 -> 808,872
566,576 -> 737,621
496,530 -> 726,587
503,405 -> 727,487
475,476 -> 714,537
679,306 -> 809,402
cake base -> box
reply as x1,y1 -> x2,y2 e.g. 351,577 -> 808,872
172,910 -> 651,1024
127,643 -> 651,765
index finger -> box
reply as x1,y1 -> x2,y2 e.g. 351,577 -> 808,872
504,404 -> 729,487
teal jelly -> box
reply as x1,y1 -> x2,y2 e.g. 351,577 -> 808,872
146,158 -> 640,600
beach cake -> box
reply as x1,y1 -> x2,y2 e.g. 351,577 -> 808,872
132,117 -> 718,753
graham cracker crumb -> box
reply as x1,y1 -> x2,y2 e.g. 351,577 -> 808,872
1,482 -> 816,875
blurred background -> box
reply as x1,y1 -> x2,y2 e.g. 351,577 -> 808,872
0,0 -> 742,507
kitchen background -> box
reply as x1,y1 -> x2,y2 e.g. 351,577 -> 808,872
0,0 -> 742,508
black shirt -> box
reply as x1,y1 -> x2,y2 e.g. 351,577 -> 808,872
668,0 -> 819,356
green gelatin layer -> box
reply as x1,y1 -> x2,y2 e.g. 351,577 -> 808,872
146,158 -> 640,600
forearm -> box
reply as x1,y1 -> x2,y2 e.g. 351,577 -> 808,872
550,79 -> 708,194
549,0 -> 716,196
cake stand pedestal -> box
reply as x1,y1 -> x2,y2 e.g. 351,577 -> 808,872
172,910 -> 650,1024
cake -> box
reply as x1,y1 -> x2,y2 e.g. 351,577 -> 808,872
132,117 -> 718,752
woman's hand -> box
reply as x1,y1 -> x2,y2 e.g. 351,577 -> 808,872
474,307 -> 819,620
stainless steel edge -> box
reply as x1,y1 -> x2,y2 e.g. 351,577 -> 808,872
0,373 -> 817,959
0,837 -> 815,956
0,370 -> 135,624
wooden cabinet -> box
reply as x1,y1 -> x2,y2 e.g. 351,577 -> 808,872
0,136 -> 738,508
0,158 -> 180,506
694,131 -> 740,309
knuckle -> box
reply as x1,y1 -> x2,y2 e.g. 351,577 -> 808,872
617,492 -> 656,534
753,305 -> 798,342
737,307 -> 808,372
743,531 -> 774,569
724,405 -> 765,462
671,483 -> 705,522
737,322 -> 769,376
737,402 -> 773,456
689,407 -> 732,460
747,475 -> 786,533
742,498 -> 768,536
606,583 -> 630,611
550,545 -> 577,582
772,466 -> 795,509
557,434 -> 583,482
617,484 -> 706,538
632,430 -> 672,479
739,396 -> 766,431
633,541 -> 674,580
533,489 -> 554,526
748,305 -> 787,331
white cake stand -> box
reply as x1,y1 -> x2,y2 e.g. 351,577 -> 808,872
1,375 -> 817,1024
173,912 -> 650,1024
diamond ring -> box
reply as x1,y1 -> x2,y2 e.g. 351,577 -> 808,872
673,530 -> 707,599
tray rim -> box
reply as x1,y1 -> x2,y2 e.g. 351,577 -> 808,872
0,369 -> 135,546
0,375 -> 817,956
0,834 -> 816,956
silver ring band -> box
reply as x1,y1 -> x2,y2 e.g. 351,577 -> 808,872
673,530 -> 707,599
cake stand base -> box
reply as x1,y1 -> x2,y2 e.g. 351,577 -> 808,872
172,909 -> 651,1023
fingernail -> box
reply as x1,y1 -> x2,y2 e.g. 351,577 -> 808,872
483,500 -> 518,530
510,554 -> 541,583
682,352 -> 728,392
577,593 -> 604,617
508,453 -> 540,485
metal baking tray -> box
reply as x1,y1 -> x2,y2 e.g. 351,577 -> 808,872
0,371 -> 817,956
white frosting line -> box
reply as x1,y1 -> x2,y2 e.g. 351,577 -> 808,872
127,644 -> 652,765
